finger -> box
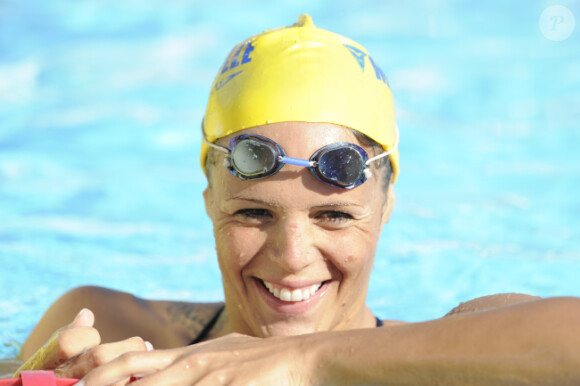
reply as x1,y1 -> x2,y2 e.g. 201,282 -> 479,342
29,326 -> 101,372
48,309 -> 100,364
130,361 -> 199,386
57,325 -> 101,360
69,308 -> 95,329
129,351 -> 216,386
13,310 -> 100,375
91,337 -> 151,366
57,336 -> 152,380
79,350 -> 174,386
22,326 -> 100,371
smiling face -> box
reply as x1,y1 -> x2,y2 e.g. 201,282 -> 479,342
203,122 -> 395,338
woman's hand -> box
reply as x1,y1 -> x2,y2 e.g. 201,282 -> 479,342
16,308 -> 100,375
16,309 -> 153,381
78,333 -> 313,386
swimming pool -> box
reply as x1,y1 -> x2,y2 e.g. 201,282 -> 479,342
1,0 -> 579,365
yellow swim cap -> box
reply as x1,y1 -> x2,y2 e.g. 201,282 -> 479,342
202,14 -> 399,182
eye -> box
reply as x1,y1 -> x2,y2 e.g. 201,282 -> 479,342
234,208 -> 272,220
316,210 -> 353,223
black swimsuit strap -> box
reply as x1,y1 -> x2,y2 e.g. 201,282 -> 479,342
190,307 -> 382,345
190,305 -> 225,345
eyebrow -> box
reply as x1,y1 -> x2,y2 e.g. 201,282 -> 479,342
226,196 -> 280,207
226,195 -> 363,209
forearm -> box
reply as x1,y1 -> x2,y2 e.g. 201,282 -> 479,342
312,297 -> 580,385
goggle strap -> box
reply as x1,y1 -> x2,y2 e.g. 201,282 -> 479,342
366,151 -> 390,165
203,135 -> 230,154
365,124 -> 400,166
279,156 -> 315,168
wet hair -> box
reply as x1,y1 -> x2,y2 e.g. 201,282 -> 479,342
205,143 -> 220,184
351,129 -> 393,192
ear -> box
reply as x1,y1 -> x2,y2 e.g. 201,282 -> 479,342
203,187 -> 212,218
381,183 -> 396,227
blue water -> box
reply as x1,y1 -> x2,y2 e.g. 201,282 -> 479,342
1,0 -> 579,360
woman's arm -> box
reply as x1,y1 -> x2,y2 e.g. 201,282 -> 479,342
77,296 -> 580,385
314,296 -> 580,385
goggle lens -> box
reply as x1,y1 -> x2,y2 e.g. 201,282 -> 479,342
208,134 -> 382,189
230,137 -> 278,177
314,146 -> 366,188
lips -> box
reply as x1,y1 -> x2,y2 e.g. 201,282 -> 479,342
262,280 -> 323,302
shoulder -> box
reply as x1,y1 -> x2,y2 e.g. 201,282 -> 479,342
378,294 -> 576,326
151,299 -> 225,344
445,293 -> 542,316
22,286 -> 129,359
379,320 -> 408,327
22,286 -> 222,358
70,286 -> 223,347
66,287 -> 225,347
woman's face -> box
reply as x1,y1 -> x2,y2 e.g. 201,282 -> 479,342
204,122 -> 394,337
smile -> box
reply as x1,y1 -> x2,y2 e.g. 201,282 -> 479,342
262,280 -> 323,302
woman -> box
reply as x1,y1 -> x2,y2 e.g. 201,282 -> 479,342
17,14 -> 580,385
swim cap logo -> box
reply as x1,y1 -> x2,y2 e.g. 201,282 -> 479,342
215,70 -> 242,90
215,41 -> 255,91
344,44 -> 388,85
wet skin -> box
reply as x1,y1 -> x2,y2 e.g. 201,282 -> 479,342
19,122 -> 580,384
204,122 -> 394,338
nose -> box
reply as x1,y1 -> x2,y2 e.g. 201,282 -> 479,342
269,214 -> 316,273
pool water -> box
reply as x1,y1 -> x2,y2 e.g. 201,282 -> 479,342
1,0 -> 579,362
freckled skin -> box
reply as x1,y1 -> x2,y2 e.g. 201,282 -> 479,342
203,122 -> 394,338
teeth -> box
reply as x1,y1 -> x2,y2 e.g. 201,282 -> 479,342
262,280 -> 322,302
280,288 -> 292,301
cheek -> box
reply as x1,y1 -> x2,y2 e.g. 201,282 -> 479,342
338,247 -> 375,280
214,225 -> 266,272
322,231 -> 378,280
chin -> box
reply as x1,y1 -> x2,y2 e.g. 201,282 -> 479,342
257,320 -> 321,337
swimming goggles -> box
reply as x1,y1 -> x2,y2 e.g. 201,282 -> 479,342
203,130 -> 398,189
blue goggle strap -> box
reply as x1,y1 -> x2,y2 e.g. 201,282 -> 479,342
279,156 -> 315,168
